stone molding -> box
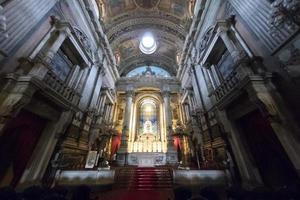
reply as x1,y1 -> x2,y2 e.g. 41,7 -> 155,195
229,0 -> 299,52
270,0 -> 300,36
116,76 -> 180,92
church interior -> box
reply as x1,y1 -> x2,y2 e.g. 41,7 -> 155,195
0,0 -> 300,199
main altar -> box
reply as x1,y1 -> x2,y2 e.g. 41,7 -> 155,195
116,83 -> 179,166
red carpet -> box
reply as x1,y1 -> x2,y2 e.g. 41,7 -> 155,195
97,167 -> 174,200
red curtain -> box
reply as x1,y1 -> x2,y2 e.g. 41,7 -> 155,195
0,110 -> 46,187
173,136 -> 181,150
238,110 -> 299,187
110,134 -> 121,158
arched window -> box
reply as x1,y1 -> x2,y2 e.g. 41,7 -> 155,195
138,99 -> 158,136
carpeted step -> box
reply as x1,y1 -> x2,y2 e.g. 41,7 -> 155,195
113,167 -> 173,192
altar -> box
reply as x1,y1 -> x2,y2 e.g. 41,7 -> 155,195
117,95 -> 175,166
127,152 -> 167,167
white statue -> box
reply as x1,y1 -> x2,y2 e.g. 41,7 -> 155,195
143,119 -> 153,134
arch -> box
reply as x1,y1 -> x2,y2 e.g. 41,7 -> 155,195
126,66 -> 171,77
129,93 -> 167,153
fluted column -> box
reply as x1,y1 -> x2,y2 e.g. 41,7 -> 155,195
163,90 -> 177,164
109,103 -> 116,122
126,91 -> 134,125
184,104 -> 191,122
105,103 -> 113,122
122,90 -> 134,145
94,94 -> 106,124
163,90 -> 172,129
117,90 -> 134,165
99,95 -> 107,115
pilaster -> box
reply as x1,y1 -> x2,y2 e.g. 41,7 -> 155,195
117,89 -> 134,165
246,76 -> 300,176
0,74 -> 37,134
162,90 -> 178,165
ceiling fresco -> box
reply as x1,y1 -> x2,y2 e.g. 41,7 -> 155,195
97,0 -> 195,76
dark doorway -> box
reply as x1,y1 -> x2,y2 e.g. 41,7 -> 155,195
237,109 -> 299,188
0,109 -> 47,187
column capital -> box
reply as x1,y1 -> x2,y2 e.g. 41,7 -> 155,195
215,19 -> 232,35
125,90 -> 135,98
162,90 -> 171,98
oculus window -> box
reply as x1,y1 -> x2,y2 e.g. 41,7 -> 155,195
139,33 -> 157,54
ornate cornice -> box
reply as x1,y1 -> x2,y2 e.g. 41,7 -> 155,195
99,0 -> 192,77
105,10 -> 184,30
107,18 -> 186,43
111,29 -> 182,50
119,54 -> 177,75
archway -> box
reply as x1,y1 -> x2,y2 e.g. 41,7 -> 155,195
132,95 -> 164,153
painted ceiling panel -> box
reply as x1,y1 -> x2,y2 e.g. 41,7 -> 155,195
96,0 -> 195,76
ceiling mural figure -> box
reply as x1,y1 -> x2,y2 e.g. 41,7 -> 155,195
98,0 -> 194,76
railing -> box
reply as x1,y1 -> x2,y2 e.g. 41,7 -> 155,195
213,70 -> 240,102
43,70 -> 80,104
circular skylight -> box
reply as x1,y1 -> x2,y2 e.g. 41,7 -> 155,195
139,33 -> 157,54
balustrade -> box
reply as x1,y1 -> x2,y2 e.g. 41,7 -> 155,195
213,69 -> 239,102
43,70 -> 80,104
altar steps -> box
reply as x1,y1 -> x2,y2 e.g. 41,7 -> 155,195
96,167 -> 174,200
114,167 -> 173,190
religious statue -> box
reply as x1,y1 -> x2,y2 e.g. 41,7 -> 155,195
143,119 -> 153,134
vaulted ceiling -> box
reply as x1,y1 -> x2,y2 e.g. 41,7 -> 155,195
96,0 -> 195,76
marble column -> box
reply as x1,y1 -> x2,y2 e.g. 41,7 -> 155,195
109,103 -> 116,122
187,93 -> 195,112
117,90 -> 134,165
29,28 -> 70,79
180,104 -> 187,124
163,90 -> 177,164
76,67 -> 90,93
105,103 -> 113,122
66,65 -> 81,88
163,90 -> 172,128
94,94 -> 106,125
100,95 -> 107,115
218,28 -> 240,62
217,23 -> 253,76
184,104 -> 191,122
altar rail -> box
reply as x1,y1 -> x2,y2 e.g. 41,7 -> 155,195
173,170 -> 228,186
55,170 -> 115,186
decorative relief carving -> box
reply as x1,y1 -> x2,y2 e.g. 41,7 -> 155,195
270,0 -> 300,35
108,21 -> 186,43
282,44 -> 300,65
73,27 -> 93,56
43,70 -> 80,103
278,43 -> 300,78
